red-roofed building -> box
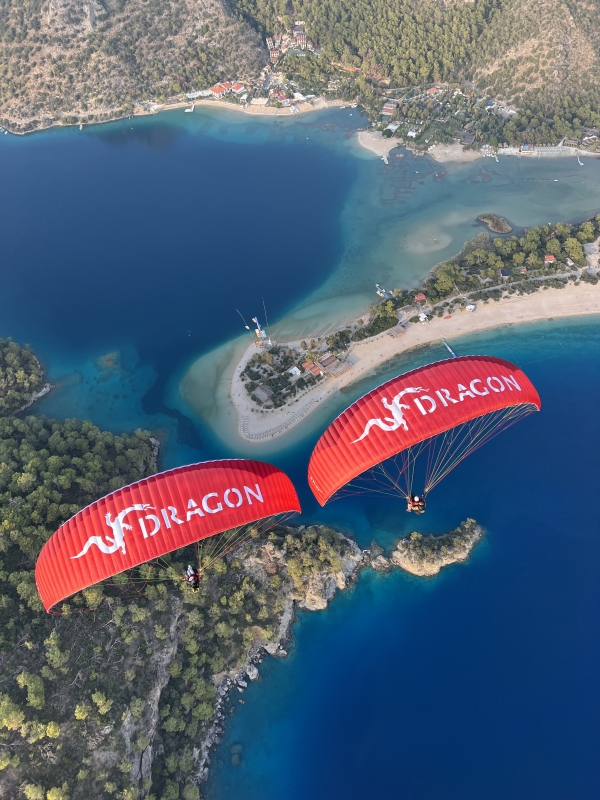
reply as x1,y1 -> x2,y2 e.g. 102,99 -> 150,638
231,83 -> 246,94
210,82 -> 232,97
414,293 -> 427,303
544,254 -> 557,264
302,361 -> 324,378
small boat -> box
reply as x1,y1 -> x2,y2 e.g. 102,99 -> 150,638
185,104 -> 195,113
79,123 -> 83,130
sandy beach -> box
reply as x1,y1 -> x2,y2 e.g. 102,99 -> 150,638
427,142 -> 482,163
229,282 -> 600,442
356,130 -> 400,158
138,96 -> 343,120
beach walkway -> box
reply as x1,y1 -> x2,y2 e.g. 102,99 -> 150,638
231,280 -> 600,443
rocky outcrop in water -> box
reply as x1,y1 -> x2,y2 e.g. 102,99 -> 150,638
390,519 -> 483,576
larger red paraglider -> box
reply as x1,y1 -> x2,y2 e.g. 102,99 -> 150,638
308,355 -> 540,506
36,459 -> 300,612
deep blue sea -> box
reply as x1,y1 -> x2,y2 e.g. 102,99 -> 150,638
208,319 -> 600,800
1,110 -> 599,798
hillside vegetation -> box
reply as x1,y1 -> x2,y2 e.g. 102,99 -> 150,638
0,0 -> 265,132
0,344 -> 359,798
472,0 -> 600,123
0,415 -> 353,798
3,0 -> 600,132
235,0 -> 493,84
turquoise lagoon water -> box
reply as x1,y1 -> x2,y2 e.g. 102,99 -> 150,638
1,110 -> 599,797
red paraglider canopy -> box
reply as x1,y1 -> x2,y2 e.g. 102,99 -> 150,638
36,459 -> 300,612
308,355 -> 540,505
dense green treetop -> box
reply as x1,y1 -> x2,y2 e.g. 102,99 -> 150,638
0,413 -> 160,797
0,416 -> 157,568
0,338 -> 44,414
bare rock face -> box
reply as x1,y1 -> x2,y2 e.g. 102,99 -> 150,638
296,532 -> 364,611
390,519 -> 483,576
370,555 -> 392,572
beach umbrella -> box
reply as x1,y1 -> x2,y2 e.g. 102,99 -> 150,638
308,355 -> 540,506
35,459 -> 301,612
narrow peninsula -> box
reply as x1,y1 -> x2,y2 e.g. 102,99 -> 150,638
219,216 -> 600,444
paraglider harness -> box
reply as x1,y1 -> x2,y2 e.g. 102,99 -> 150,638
184,564 -> 201,592
407,494 -> 426,514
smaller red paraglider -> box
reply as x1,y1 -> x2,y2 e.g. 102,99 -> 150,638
35,459 -> 300,612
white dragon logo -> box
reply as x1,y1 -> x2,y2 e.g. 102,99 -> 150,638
71,504 -> 153,559
351,387 -> 428,443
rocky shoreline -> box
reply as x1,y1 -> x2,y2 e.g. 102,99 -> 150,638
192,521 -> 482,790
390,519 -> 483,576
478,213 -> 513,233
193,529 -> 365,785
15,381 -> 54,413
100,520 -> 482,796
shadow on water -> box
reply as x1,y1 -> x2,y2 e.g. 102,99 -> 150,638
94,120 -> 182,150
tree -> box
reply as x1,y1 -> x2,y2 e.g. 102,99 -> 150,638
74,704 -> 89,720
578,221 -> 595,241
546,238 -> 562,257
16,672 -> 45,710
46,787 -> 70,800
91,691 -> 113,716
0,692 -> 25,731
23,787 -> 45,800
162,779 -> 180,800
564,237 -> 585,263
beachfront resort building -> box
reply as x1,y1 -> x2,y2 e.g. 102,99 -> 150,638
302,361 -> 325,378
210,82 -> 233,98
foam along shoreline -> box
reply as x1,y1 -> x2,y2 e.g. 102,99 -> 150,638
226,282 -> 600,443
